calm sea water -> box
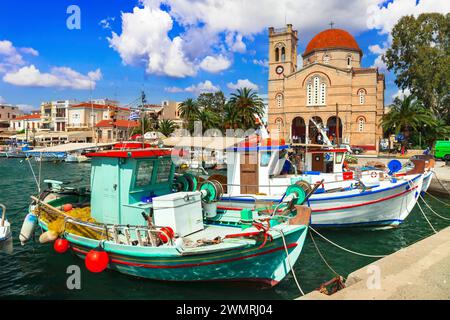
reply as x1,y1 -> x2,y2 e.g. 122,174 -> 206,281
0,158 -> 449,299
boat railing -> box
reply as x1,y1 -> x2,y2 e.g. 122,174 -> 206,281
63,217 -> 174,247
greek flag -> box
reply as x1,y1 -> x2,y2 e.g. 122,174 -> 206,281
129,111 -> 140,121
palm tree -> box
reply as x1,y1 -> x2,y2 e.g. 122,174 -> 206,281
227,88 -> 265,130
223,102 -> 240,130
159,119 -> 178,136
381,95 -> 438,141
195,108 -> 220,133
131,114 -> 153,136
178,98 -> 199,125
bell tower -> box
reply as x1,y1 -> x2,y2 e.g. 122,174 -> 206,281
268,24 -> 298,80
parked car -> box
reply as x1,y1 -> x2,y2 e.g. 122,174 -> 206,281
434,140 -> 450,161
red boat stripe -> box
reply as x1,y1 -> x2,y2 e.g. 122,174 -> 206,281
312,185 -> 418,213
71,243 -> 297,269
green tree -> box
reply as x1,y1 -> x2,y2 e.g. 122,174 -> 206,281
197,91 -> 226,112
195,108 -> 220,133
383,13 -> 450,123
158,119 -> 178,136
381,95 -> 438,141
178,98 -> 200,132
227,88 -> 265,130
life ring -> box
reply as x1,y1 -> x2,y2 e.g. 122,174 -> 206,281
371,172 -> 378,178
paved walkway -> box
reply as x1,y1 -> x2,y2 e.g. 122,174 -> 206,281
298,226 -> 450,300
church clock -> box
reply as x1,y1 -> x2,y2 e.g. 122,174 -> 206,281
275,65 -> 284,75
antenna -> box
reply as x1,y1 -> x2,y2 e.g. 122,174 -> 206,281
329,21 -> 335,29
141,90 -> 147,149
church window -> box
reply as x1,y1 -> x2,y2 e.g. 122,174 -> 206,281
307,76 -> 327,106
358,89 -> 365,104
275,118 -> 283,133
357,117 -> 365,132
275,48 -> 280,62
347,55 -> 352,67
276,93 -> 284,108
323,54 -> 330,64
281,47 -> 286,62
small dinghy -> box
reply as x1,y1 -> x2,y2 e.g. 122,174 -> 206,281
0,204 -> 11,242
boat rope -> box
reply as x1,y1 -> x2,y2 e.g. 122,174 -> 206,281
432,171 -> 450,195
419,196 -> 450,221
424,191 -> 450,206
24,156 -> 40,192
309,232 -> 345,281
415,200 -> 438,234
271,228 -> 305,296
405,179 -> 438,233
309,227 -> 387,258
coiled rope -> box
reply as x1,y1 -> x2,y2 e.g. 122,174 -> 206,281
309,226 -> 387,258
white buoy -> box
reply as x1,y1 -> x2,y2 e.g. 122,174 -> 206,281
0,204 -> 11,242
19,213 -> 38,245
39,230 -> 58,244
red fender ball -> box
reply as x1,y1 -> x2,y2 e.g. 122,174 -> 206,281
54,238 -> 70,253
159,227 -> 174,243
85,247 -> 109,273
63,204 -> 73,212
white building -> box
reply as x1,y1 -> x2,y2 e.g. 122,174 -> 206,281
9,112 -> 42,134
40,100 -> 78,132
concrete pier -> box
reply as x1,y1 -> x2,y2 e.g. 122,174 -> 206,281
299,226 -> 450,300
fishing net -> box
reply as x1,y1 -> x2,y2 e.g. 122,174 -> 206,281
35,205 -> 107,240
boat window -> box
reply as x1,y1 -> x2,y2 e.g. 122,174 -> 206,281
156,158 -> 172,183
135,160 -> 155,188
260,152 -> 272,167
335,152 -> 344,164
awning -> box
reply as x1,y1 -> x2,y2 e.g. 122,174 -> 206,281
25,142 -> 115,154
163,136 -> 245,150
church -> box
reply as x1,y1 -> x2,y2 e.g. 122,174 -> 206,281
267,24 -> 385,152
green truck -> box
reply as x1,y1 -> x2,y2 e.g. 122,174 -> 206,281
434,140 -> 450,160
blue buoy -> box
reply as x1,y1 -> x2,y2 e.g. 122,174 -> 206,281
388,160 -> 402,174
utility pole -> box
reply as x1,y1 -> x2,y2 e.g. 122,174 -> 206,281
335,102 -> 339,146
141,91 -> 147,149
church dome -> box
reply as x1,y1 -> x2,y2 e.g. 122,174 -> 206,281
303,29 -> 361,57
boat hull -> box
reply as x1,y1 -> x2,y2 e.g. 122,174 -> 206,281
221,174 -> 423,228
48,224 -> 308,285
421,170 -> 432,193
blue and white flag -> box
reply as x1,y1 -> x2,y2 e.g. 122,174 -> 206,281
129,110 -> 140,121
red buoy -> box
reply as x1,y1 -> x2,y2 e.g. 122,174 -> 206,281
85,246 -> 109,273
158,227 -> 174,243
62,204 -> 73,212
54,238 -> 70,253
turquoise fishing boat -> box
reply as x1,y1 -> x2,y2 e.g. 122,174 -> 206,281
22,148 -> 311,286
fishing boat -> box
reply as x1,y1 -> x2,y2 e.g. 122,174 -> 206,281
21,148 -> 311,286
0,204 -> 11,242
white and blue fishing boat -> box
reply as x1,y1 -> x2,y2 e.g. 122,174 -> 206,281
21,148 -> 311,286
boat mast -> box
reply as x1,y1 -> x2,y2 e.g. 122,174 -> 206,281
335,102 -> 339,146
140,91 -> 147,149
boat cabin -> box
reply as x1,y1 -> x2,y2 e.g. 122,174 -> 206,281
87,149 -> 176,226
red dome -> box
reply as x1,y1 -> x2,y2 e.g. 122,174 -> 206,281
303,29 -> 361,57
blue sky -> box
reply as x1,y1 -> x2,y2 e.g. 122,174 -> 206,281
0,0 -> 447,110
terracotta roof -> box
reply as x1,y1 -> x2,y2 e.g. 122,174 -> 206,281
303,29 -> 361,57
95,119 -> 139,128
71,103 -> 130,112
14,114 -> 41,120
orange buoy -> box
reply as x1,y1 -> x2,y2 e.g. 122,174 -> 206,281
158,227 -> 174,243
85,246 -> 109,273
54,238 -> 70,253
63,203 -> 73,212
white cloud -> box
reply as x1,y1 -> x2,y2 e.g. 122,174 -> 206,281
108,4 -> 197,78
225,32 -> 246,53
253,59 -> 269,67
199,55 -> 231,73
99,17 -> 115,30
165,80 -> 220,95
17,104 -> 36,113
0,96 -> 6,104
392,88 -> 411,100
227,79 -> 259,91
20,47 -> 39,56
3,65 -> 102,90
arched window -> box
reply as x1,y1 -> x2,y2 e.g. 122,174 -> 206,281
307,76 -> 327,106
357,116 -> 365,132
281,47 -> 286,62
275,118 -> 283,133
347,55 -> 352,67
323,54 -> 330,64
358,89 -> 366,105
275,48 -> 280,62
275,93 -> 284,108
